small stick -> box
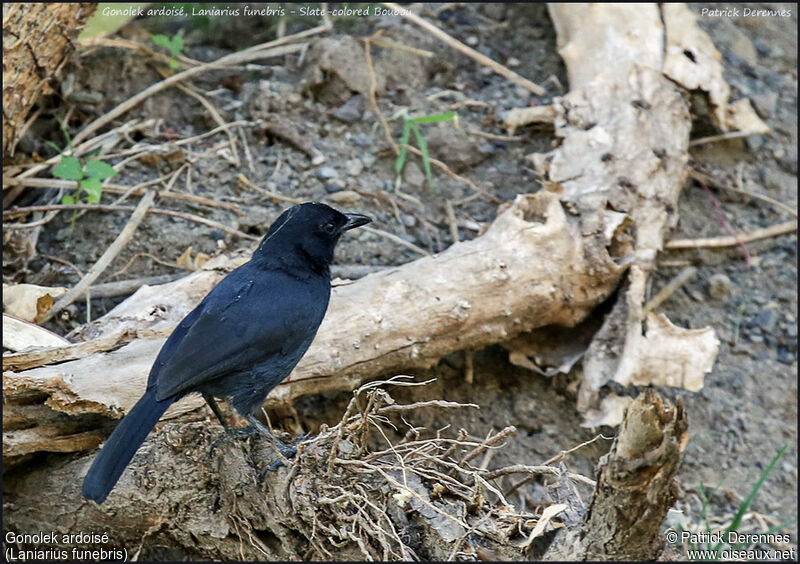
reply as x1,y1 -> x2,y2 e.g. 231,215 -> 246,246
445,199 -> 459,244
176,83 -> 240,167
237,174 -> 301,205
370,37 -> 433,58
689,130 -> 754,146
401,143 -> 501,204
458,426 -> 516,466
466,129 -> 523,142
665,221 -> 797,249
381,2 -> 545,95
362,225 -> 430,256
700,181 -> 752,266
690,170 -> 797,218
464,350 -> 474,384
39,191 -> 157,324
642,266 -> 697,315
4,203 -> 258,241
80,273 -> 186,299
7,178 -> 243,214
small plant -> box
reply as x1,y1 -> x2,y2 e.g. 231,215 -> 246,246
49,124 -> 117,206
679,445 -> 795,560
152,33 -> 184,70
391,109 -> 456,189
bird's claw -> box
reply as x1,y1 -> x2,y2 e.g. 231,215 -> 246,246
257,436 -> 308,481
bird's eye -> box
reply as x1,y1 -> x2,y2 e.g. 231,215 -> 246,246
322,222 -> 337,234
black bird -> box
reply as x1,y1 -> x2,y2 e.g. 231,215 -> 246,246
82,202 -> 371,504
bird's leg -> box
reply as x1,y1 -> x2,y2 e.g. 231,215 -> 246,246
203,393 -> 231,429
206,394 -> 260,455
242,413 -> 298,458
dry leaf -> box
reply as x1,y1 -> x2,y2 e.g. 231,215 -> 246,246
3,283 -> 68,323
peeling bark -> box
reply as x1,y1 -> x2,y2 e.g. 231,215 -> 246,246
544,390 -> 689,560
2,3 -> 96,155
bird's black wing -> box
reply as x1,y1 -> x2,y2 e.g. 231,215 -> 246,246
151,267 -> 324,400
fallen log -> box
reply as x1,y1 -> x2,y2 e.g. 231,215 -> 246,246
3,192 -> 627,459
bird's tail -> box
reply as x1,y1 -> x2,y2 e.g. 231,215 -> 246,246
82,389 -> 172,504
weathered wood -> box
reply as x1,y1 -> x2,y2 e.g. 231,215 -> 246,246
2,3 -> 97,155
3,192 -> 626,456
544,390 -> 688,560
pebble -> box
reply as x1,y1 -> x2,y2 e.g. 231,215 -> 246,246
327,190 -> 361,205
345,158 -> 364,176
400,214 -> 417,228
332,95 -> 365,123
465,35 -> 479,46
361,153 -> 376,169
353,134 -> 373,147
751,91 -> 778,119
707,273 -> 732,301
324,180 -> 346,193
753,309 -> 778,333
315,166 -> 339,180
403,161 -> 426,190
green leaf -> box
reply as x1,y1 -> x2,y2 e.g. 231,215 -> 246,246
410,111 -> 457,124
152,34 -> 171,48
44,140 -> 63,154
84,159 -> 117,180
169,58 -> 180,70
410,123 -> 433,187
59,121 -> 73,151
52,156 -> 84,180
61,194 -> 76,205
80,177 -> 103,203
394,121 -> 412,174
171,34 -> 183,55
725,445 -> 787,536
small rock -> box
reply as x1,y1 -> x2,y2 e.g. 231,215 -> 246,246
400,214 -> 416,228
361,153 -> 376,168
506,56 -> 521,68
353,134 -> 373,147
727,24 -> 758,65
751,91 -> 778,119
345,158 -> 364,176
777,347 -> 795,365
332,94 -> 365,123
403,161 -> 426,190
478,143 -> 496,155
707,273 -> 732,301
327,190 -> 361,205
753,309 -> 778,333
465,36 -> 479,47
745,135 -> 765,152
315,166 -> 339,180
324,180 -> 346,193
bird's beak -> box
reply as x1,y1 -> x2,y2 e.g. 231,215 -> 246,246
342,213 -> 372,232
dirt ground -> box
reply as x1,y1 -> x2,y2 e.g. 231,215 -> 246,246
3,2 -> 797,559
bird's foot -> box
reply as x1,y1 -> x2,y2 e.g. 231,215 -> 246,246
258,434 -> 310,480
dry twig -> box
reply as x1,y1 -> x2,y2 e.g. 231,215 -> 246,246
39,191 -> 157,324
380,2 -> 545,95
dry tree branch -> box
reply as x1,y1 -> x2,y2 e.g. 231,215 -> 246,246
39,191 -> 156,324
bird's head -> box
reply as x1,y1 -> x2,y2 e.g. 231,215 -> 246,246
254,202 -> 372,272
